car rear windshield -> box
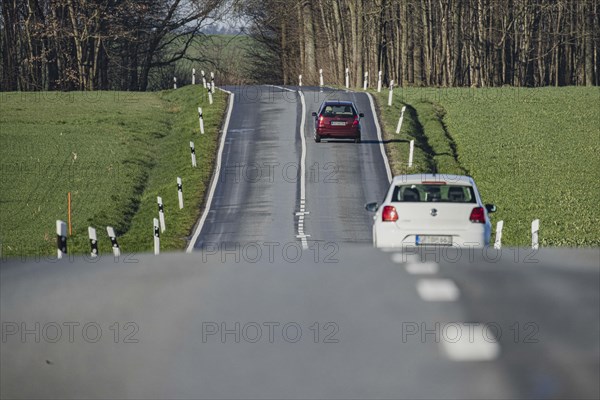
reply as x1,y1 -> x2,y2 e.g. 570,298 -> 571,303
391,184 -> 476,203
321,105 -> 356,118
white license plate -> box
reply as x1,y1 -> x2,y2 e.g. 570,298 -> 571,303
331,121 -> 346,126
416,235 -> 452,245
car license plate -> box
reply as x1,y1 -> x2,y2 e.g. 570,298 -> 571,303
331,121 -> 346,126
416,235 -> 452,245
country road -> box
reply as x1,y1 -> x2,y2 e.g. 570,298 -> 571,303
189,85 -> 390,251
1,85 -> 598,400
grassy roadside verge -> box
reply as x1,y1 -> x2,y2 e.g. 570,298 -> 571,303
371,91 -> 464,175
0,85 -> 227,257
371,86 -> 600,247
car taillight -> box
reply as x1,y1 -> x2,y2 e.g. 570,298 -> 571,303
382,206 -> 398,222
469,207 -> 486,223
318,115 -> 325,127
353,115 -> 359,126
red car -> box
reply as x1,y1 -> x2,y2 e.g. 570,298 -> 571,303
312,101 -> 364,143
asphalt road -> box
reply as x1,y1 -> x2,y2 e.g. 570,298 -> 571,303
191,85 -> 390,251
1,248 -> 598,399
1,85 -> 598,399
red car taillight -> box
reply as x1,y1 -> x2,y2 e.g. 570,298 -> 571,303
318,115 -> 325,127
353,115 -> 359,126
382,206 -> 398,222
469,207 -> 486,223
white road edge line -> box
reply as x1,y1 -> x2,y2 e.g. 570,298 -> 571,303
186,87 -> 235,253
270,85 -> 296,93
365,92 -> 393,183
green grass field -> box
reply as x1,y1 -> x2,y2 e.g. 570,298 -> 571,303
373,86 -> 600,247
0,85 -> 227,257
160,34 -> 254,88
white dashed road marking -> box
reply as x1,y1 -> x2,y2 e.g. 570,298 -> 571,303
297,90 -> 309,250
416,279 -> 460,301
440,324 -> 501,361
406,262 -> 439,275
391,253 -> 419,264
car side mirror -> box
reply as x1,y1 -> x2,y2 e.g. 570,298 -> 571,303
359,113 -> 364,118
365,202 -> 379,212
311,112 -> 317,117
485,204 -> 497,213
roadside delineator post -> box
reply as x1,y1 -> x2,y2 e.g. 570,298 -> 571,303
396,105 -> 407,134
363,71 -> 368,90
106,226 -> 120,257
208,86 -> 213,105
377,71 -> 382,92
190,141 -> 197,167
67,192 -> 72,236
494,220 -> 504,249
201,70 -> 207,88
177,177 -> 184,209
210,72 -> 215,92
388,80 -> 394,106
408,140 -> 415,168
173,77 -> 177,90
532,219 -> 540,249
198,107 -> 204,134
88,227 -> 98,258
157,196 -> 166,232
345,68 -> 350,89
299,75 -> 302,87
192,68 -> 196,85
153,218 -> 160,255
56,220 -> 67,260
319,69 -> 324,87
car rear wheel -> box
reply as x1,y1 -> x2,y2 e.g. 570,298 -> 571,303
354,136 -> 361,144
315,132 -> 321,143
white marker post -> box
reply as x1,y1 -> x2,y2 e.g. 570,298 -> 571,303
201,70 -> 206,88
408,140 -> 415,168
177,177 -> 184,209
192,68 -> 196,85
88,227 -> 98,258
106,226 -> 120,257
173,77 -> 177,90
377,70 -> 382,92
319,69 -> 324,87
388,80 -> 394,106
210,71 -> 215,92
153,218 -> 160,255
198,107 -> 204,134
532,219 -> 540,249
190,141 -> 197,167
299,75 -> 302,87
345,68 -> 349,89
208,86 -> 213,105
494,220 -> 504,249
157,196 -> 166,233
56,220 -> 67,259
363,72 -> 368,90
396,105 -> 407,134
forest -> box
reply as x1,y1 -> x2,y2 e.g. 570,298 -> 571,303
243,0 -> 599,87
2,0 -> 599,90
1,0 -> 229,91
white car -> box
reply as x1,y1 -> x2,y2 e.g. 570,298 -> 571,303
366,174 -> 496,248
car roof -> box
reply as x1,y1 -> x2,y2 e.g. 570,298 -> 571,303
391,174 -> 474,185
322,101 -> 355,106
